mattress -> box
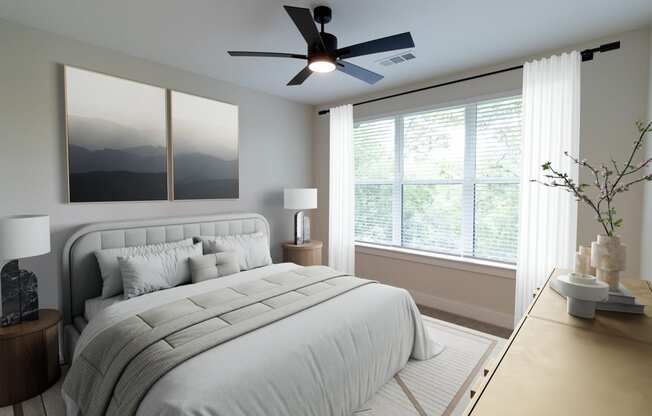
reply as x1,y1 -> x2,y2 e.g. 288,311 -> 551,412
84,295 -> 123,323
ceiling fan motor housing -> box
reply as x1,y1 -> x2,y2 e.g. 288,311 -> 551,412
311,5 -> 336,62
309,32 -> 338,63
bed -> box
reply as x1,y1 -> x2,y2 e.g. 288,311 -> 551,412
61,213 -> 440,416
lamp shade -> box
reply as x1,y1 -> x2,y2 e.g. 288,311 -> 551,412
284,188 -> 317,210
0,215 -> 51,260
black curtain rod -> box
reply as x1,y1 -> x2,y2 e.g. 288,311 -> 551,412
317,41 -> 620,116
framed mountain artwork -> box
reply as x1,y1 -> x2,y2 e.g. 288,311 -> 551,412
170,91 -> 239,200
64,66 -> 168,202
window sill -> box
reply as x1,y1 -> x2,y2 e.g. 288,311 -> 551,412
355,242 -> 516,280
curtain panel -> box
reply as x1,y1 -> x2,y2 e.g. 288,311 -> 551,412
329,104 -> 355,274
515,51 -> 581,323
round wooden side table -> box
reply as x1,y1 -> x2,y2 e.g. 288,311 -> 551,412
282,240 -> 323,266
0,309 -> 61,416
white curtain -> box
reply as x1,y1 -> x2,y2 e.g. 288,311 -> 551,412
328,104 -> 355,274
515,51 -> 581,324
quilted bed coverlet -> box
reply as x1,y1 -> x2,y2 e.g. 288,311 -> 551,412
64,263 -> 440,416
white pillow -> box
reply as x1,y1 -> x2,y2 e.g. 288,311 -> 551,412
189,252 -> 240,283
95,238 -> 194,298
118,243 -> 202,299
199,232 -> 271,271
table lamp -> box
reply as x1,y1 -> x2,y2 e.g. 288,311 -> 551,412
284,188 -> 317,245
0,215 -> 50,326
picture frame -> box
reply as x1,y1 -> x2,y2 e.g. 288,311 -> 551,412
64,66 -> 168,203
170,90 -> 239,200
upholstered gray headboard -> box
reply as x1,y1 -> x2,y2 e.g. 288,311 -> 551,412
61,213 -> 270,324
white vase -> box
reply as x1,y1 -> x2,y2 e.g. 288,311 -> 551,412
590,235 -> 626,291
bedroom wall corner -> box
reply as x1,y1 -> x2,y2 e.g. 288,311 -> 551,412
0,18 -> 314,311
312,112 -> 331,265
641,23 -> 652,281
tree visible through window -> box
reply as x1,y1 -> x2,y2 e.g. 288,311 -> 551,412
354,95 -> 522,263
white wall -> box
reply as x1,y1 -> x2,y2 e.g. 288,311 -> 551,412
0,19 -> 314,311
313,27 -> 651,327
578,29 -> 649,277
641,23 -> 652,280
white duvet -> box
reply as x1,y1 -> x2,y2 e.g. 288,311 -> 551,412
66,263 -> 442,416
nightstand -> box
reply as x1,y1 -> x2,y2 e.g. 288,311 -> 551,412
282,240 -> 323,266
0,309 -> 61,416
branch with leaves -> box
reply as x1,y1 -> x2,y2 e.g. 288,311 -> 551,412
532,121 -> 652,236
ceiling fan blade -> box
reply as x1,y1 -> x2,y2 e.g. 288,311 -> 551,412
337,61 -> 384,85
228,51 -> 307,60
283,6 -> 325,51
336,32 -> 415,59
287,66 -> 312,86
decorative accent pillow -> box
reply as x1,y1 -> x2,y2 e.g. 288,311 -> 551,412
189,252 -> 240,283
118,243 -> 202,299
197,233 -> 272,271
95,238 -> 194,298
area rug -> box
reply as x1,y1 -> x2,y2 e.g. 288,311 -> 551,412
0,317 -> 504,416
353,316 -> 505,416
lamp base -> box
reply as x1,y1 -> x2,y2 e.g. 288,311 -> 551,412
1,260 -> 39,327
294,211 -> 305,245
303,215 -> 311,243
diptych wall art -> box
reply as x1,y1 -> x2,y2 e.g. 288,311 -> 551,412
171,91 -> 239,200
65,66 -> 168,202
64,65 -> 239,203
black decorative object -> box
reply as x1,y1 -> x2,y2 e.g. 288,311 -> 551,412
0,261 -> 20,326
0,260 -> 39,327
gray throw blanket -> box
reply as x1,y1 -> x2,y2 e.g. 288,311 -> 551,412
63,266 -> 374,416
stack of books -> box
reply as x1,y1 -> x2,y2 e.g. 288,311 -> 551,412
596,284 -> 645,314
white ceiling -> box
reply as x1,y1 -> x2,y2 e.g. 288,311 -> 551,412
1,0 -> 651,105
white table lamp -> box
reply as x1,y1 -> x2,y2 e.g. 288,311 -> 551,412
0,215 -> 51,326
284,188 -> 317,245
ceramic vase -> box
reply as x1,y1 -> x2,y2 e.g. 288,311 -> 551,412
590,235 -> 626,291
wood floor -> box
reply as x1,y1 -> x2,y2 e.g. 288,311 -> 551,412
0,367 -> 66,416
418,304 -> 513,339
0,309 -> 510,416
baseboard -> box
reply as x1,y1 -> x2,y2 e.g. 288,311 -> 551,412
410,289 -> 514,329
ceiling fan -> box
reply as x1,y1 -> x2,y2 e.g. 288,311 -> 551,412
227,5 -> 415,86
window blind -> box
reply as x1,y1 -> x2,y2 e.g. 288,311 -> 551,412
354,95 -> 522,264
354,118 -> 395,245
473,97 -> 521,262
403,106 -> 466,255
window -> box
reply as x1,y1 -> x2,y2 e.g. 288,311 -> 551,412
354,95 -> 522,263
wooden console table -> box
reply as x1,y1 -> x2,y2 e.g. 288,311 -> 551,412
465,270 -> 652,415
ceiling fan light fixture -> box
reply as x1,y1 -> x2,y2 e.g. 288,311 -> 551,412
228,5 -> 414,85
308,59 -> 336,73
